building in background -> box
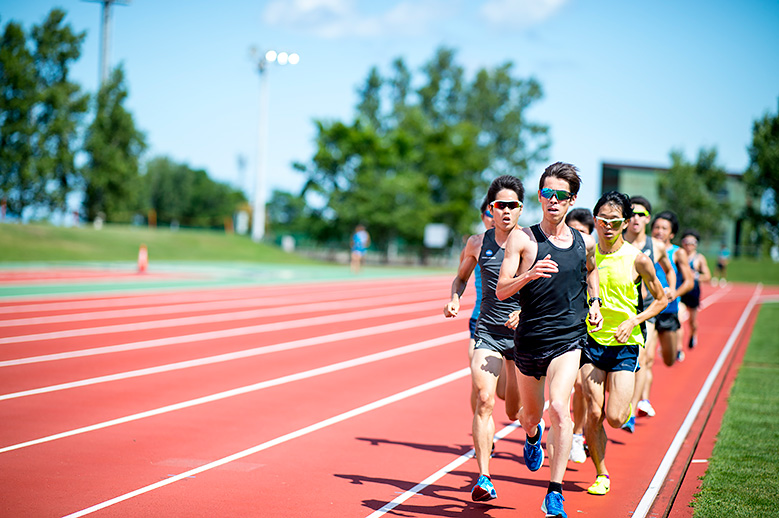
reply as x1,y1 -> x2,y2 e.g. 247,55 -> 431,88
600,162 -> 748,256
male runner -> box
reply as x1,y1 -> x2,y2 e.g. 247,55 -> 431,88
445,175 -> 524,502
624,196 -> 676,425
497,162 -> 603,518
679,229 -> 711,349
580,192 -> 667,496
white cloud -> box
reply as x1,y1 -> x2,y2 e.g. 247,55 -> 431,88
480,0 -> 569,28
262,0 -> 452,39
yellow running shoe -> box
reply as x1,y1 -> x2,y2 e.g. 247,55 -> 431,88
587,475 -> 610,495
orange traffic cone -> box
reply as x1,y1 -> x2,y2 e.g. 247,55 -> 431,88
138,244 -> 148,274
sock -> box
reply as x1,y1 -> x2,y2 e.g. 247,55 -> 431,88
527,429 -> 540,444
547,482 -> 563,495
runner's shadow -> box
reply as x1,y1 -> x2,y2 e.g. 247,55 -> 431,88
356,437 -> 472,456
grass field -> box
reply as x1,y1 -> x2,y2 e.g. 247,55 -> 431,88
0,222 -> 319,264
693,302 -> 779,517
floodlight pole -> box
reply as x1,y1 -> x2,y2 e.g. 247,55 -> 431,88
84,0 -> 129,86
250,49 -> 299,242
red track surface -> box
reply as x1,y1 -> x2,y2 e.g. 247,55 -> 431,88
0,271 -> 775,517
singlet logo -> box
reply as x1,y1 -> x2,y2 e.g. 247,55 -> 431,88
485,249 -> 494,257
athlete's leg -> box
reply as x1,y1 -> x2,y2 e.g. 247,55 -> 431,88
581,363 -> 608,477
471,348 -> 503,478
633,322 -> 656,408
688,307 -> 699,348
604,370 -> 635,429
572,370 -> 586,434
503,360 -> 521,421
468,338 -> 477,413
496,360 -> 507,402
657,328 -> 677,367
545,349 -> 581,484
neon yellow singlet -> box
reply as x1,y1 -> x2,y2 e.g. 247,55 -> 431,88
587,241 -> 645,347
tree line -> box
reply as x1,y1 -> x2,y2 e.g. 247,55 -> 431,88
0,9 -> 245,229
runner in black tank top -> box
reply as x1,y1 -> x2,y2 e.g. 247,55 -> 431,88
477,227 -> 521,348
514,224 -> 588,378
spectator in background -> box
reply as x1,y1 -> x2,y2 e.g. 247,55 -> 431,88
350,224 -> 370,274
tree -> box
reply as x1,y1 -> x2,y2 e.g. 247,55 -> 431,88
143,156 -> 246,228
744,99 -> 779,250
657,148 -> 731,240
82,66 -> 146,223
295,47 -> 549,254
0,10 -> 87,218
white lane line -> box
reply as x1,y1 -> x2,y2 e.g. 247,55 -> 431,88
0,332 -> 468,454
0,286 -> 442,327
0,315 -> 449,401
59,368 -> 471,518
0,291 -> 442,345
0,300 -> 457,367
365,421 -> 522,518
632,284 -> 762,518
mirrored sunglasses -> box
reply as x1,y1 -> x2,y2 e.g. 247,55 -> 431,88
539,188 -> 573,201
595,216 -> 626,230
491,200 -> 522,210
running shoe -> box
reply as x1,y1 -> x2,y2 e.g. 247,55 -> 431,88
523,418 -> 545,472
541,491 -> 567,518
471,474 -> 497,502
636,399 -> 656,418
621,415 -> 635,433
569,433 -> 586,463
677,349 -> 686,362
689,335 -> 697,349
587,475 -> 611,495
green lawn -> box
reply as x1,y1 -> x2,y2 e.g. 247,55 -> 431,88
0,222 -> 319,264
693,303 -> 779,517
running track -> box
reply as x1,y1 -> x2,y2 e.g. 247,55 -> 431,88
0,267 -> 775,517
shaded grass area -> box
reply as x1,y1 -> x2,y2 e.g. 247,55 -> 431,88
0,222 -> 319,264
693,303 -> 779,517
709,256 -> 779,285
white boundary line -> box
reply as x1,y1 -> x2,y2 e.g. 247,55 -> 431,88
0,332 -> 467,453
59,368 -> 471,518
0,315 -> 449,401
632,284 -> 762,518
0,300 -> 447,367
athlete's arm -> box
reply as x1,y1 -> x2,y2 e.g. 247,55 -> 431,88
496,228 -> 558,300
614,253 -> 668,343
583,233 -> 603,332
655,239 -> 677,301
444,235 -> 480,317
697,253 -> 712,283
674,247 -> 695,297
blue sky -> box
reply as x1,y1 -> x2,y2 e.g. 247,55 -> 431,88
3,0 -> 778,212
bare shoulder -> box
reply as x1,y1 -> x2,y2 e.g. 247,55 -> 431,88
463,233 -> 484,258
581,231 -> 596,252
652,236 -> 667,256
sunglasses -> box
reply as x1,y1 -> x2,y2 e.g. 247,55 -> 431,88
595,216 -> 626,230
539,188 -> 573,201
491,200 -> 522,210
631,208 -> 650,218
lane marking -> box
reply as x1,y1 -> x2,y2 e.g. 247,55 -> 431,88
0,315 -> 450,401
0,285 -> 442,327
0,300 -> 459,367
0,332 -> 467,453
632,284 -> 762,518
0,293 -> 443,345
59,368 -> 471,518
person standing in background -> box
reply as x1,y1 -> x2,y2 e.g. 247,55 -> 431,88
350,224 -> 370,274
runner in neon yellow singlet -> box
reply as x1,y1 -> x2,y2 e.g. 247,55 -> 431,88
580,191 -> 668,497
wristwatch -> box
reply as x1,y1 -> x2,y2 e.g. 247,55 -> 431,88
588,297 -> 602,307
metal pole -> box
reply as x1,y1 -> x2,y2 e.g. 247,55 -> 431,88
252,67 -> 269,242
100,0 -> 111,85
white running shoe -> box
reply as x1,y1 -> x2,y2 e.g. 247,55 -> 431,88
636,399 -> 656,418
569,433 -> 586,463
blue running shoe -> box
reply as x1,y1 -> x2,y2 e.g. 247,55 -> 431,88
471,474 -> 497,502
621,415 -> 635,433
523,417 -> 545,472
542,491 -> 567,518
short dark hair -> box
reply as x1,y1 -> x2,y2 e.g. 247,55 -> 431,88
653,210 -> 679,235
487,175 -> 524,205
594,191 -> 632,220
565,208 -> 594,234
681,229 -> 700,241
480,196 -> 490,215
539,162 -> 581,196
630,195 -> 652,215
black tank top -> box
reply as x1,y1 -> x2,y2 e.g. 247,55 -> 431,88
478,228 -> 521,329
516,225 -> 588,346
